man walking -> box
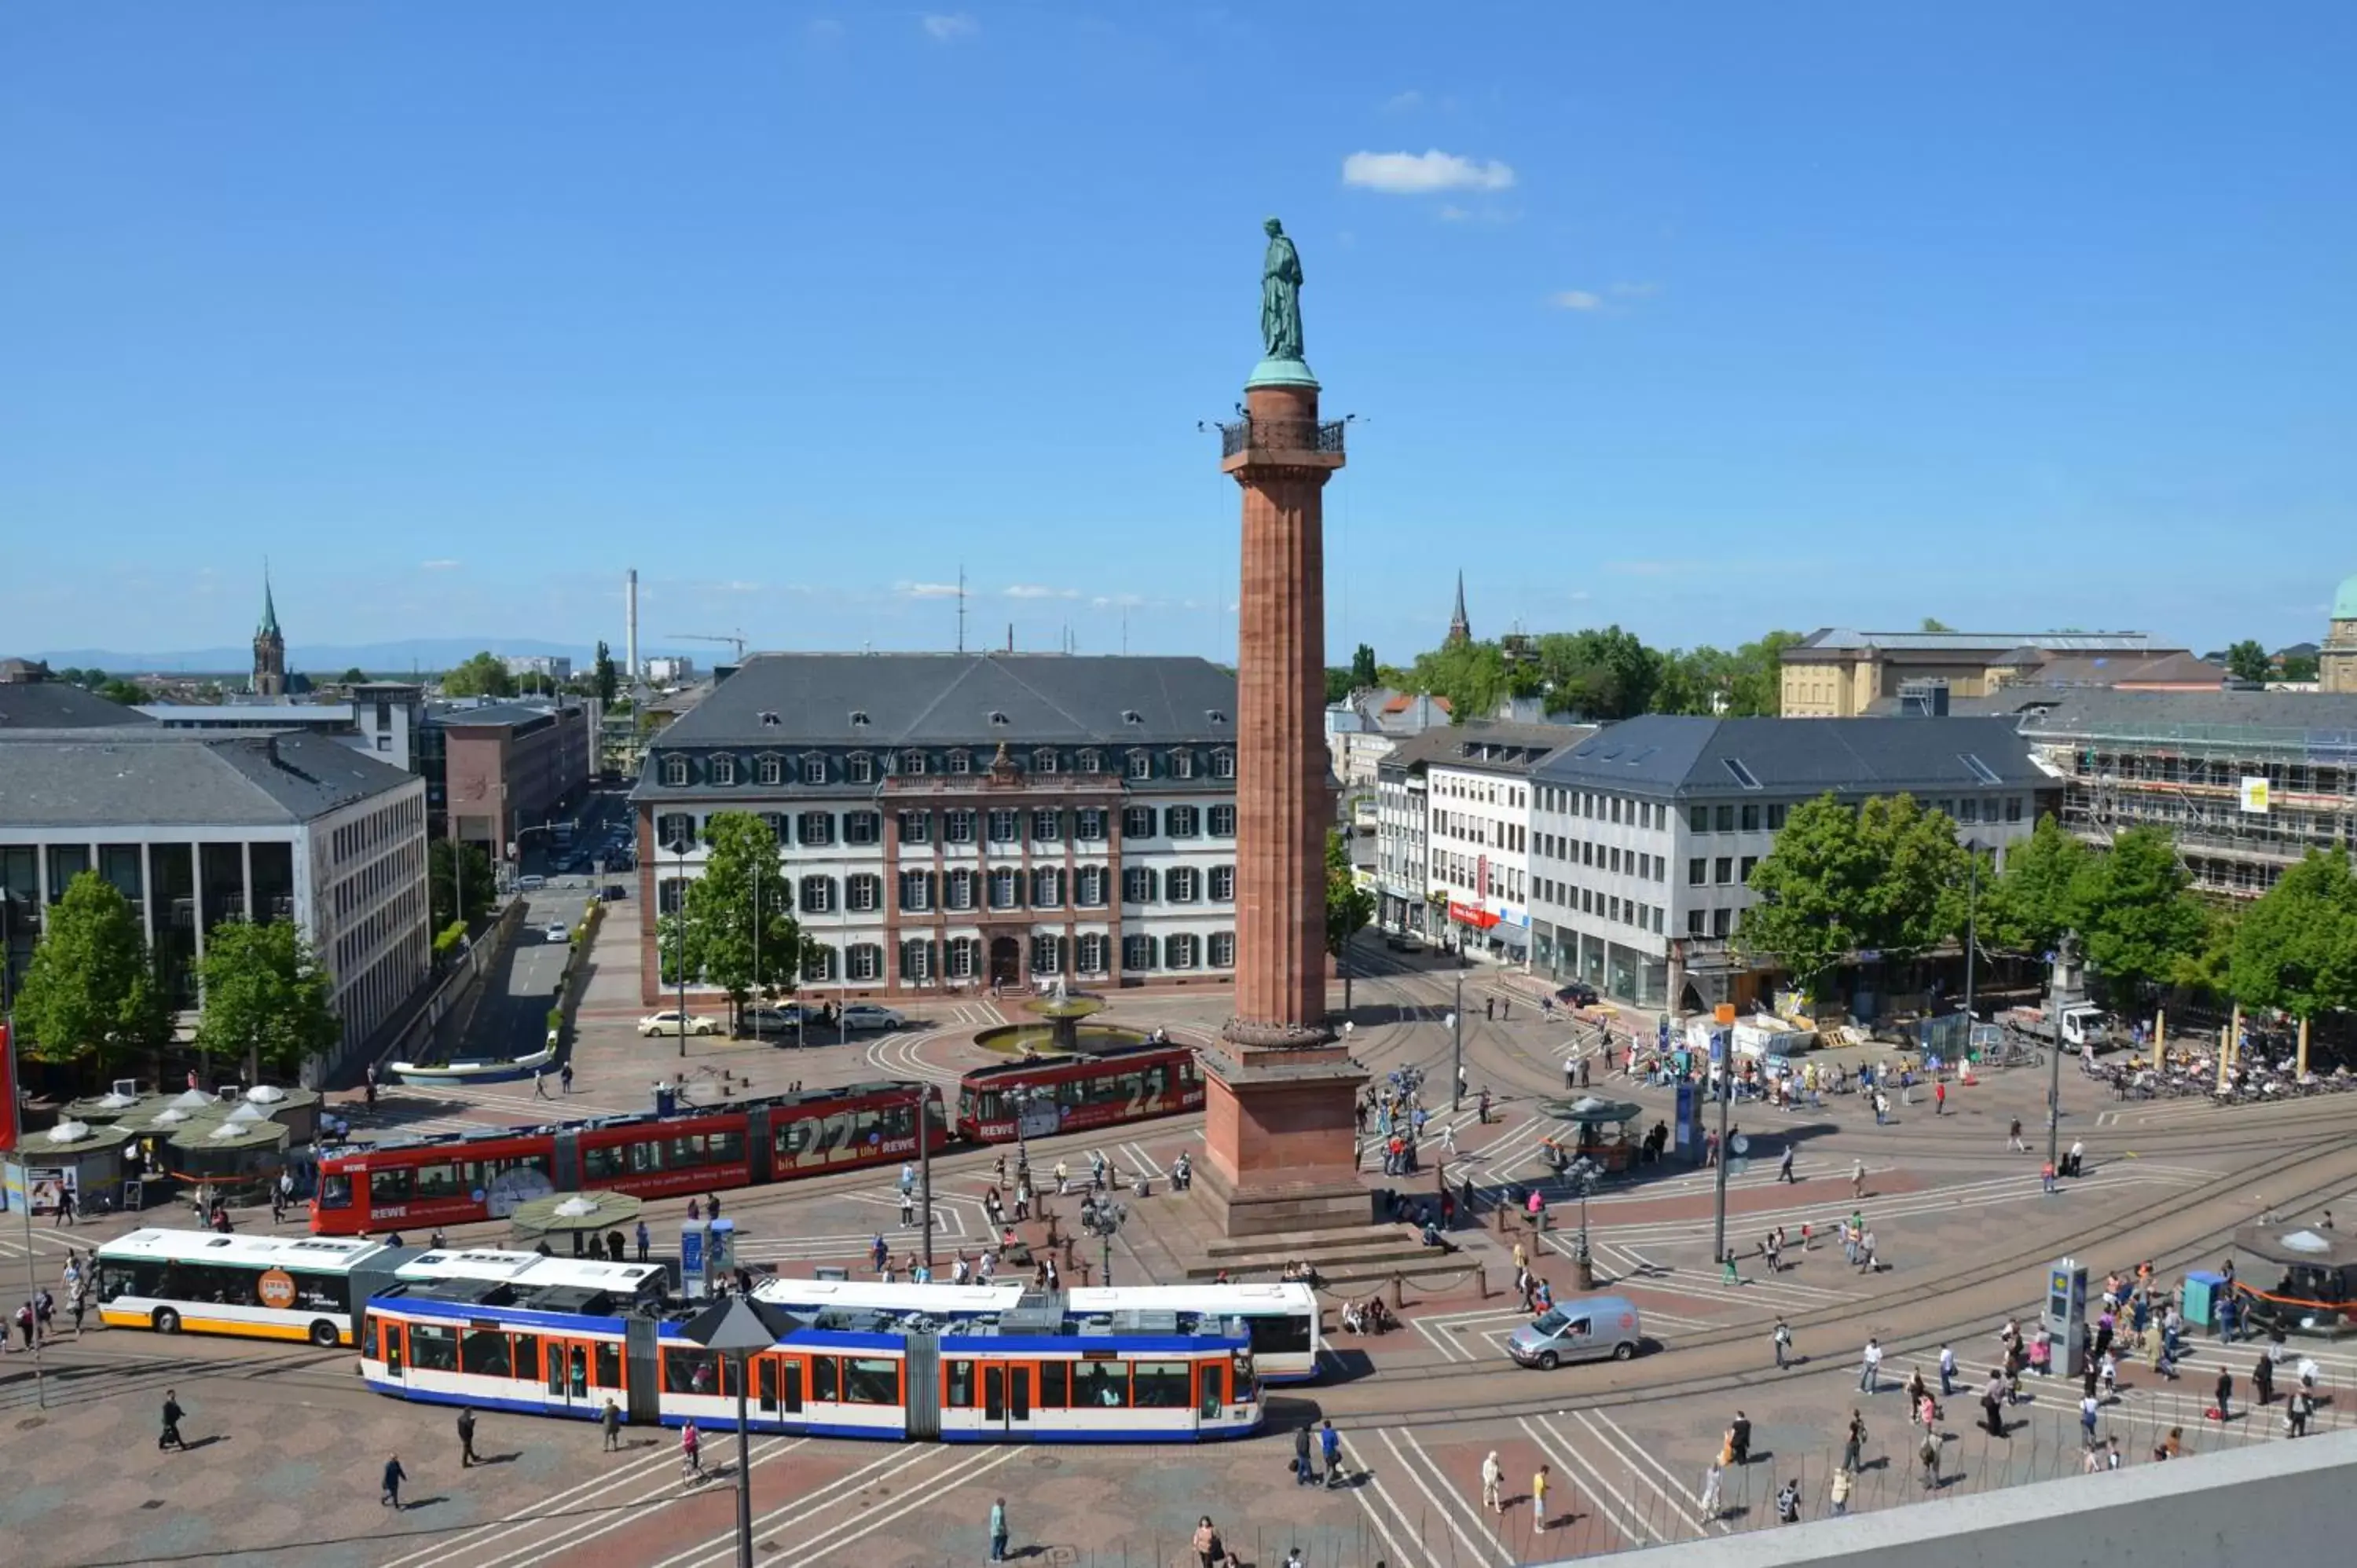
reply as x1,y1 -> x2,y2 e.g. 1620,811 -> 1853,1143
1851,1160 -> 1867,1200
1697,1456 -> 1724,1525
1934,1081 -> 1946,1116
1319,1419 -> 1342,1489
601,1398 -> 624,1451
1860,1336 -> 1884,1395
636,1219 -> 651,1262
159,1388 -> 189,1452
1480,1450 -> 1504,1513
2008,1117 -> 2025,1152
1531,1463 -> 1551,1533
1938,1341 -> 1957,1398
1778,1145 -> 1796,1184
1729,1409 -> 1752,1467
560,1061 -> 576,1094
1773,1317 -> 1792,1371
988,1497 -> 1010,1563
383,1452 -> 409,1509
1293,1423 -> 1315,1486
458,1406 -> 479,1467
533,1064 -> 551,1100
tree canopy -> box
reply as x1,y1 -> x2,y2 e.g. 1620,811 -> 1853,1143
594,639 -> 620,705
1981,814 -> 2091,959
1350,643 -> 1379,688
12,872 -> 174,1074
1390,625 -> 1802,721
440,650 -> 515,698
2223,639 -> 2271,684
194,919 -> 341,1083
429,838 -> 497,930
1737,793 -> 1970,1000
2069,826 -> 2206,1002
339,665 -> 369,684
1325,829 -> 1374,958
2227,850 -> 2357,1021
682,811 -> 812,1022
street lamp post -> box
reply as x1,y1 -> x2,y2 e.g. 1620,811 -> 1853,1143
681,1297 -> 801,1568
1450,971 -> 1464,1113
1566,1155 -> 1600,1290
1709,1002 -> 1735,1267
1963,847 -> 1980,1025
1082,1192 -> 1127,1288
917,1083 -> 935,1272
669,837 -> 692,1060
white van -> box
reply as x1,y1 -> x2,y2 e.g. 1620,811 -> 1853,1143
1505,1294 -> 1644,1369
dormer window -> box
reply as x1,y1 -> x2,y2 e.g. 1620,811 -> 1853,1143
757,755 -> 783,786
1032,748 -> 1058,774
1078,749 -> 1102,774
801,754 -> 827,784
1170,749 -> 1194,779
848,752 -> 874,783
1207,709 -> 1228,725
948,749 -> 972,775
849,709 -> 871,727
901,749 -> 927,776
662,756 -> 689,787
1127,749 -> 1152,780
1210,749 -> 1235,779
758,710 -> 781,728
988,710 -> 1010,727
1121,709 -> 1143,726
711,754 -> 737,786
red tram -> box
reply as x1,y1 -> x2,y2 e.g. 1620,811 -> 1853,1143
311,1080 -> 944,1236
953,1043 -> 1203,1144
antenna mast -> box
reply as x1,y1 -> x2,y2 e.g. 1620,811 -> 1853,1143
956,563 -> 967,654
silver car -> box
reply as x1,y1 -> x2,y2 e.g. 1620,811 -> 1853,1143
1505,1295 -> 1644,1369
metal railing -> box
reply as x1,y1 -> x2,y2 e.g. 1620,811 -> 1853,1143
1219,416 -> 1347,460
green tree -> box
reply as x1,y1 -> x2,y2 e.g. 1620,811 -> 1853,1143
1532,627 -> 1662,720
440,651 -> 515,698
429,838 -> 496,930
1324,828 -> 1374,958
1323,667 -> 1354,704
2227,850 -> 2357,1026
12,872 -> 172,1077
1350,643 -> 1379,688
1919,617 -> 1956,634
1406,639 -> 1512,722
1739,793 -> 1968,1001
97,678 -> 148,707
684,811 -> 812,1028
56,666 -> 86,687
594,639 -> 619,705
1981,815 -> 2092,958
194,919 -> 341,1083
2223,639 -> 2271,684
2069,826 -> 2206,1003
2280,652 -> 2320,683
339,665 -> 369,684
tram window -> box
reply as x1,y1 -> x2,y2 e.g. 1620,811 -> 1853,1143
665,1135 -> 704,1167
583,1145 -> 629,1181
511,1332 -> 540,1380
844,1358 -> 900,1405
1246,1314 -> 1312,1356
361,1317 -> 379,1360
1037,1361 -> 1068,1408
318,1174 -> 354,1209
1072,1362 -> 1127,1408
1131,1361 -> 1189,1409
947,1360 -> 974,1408
628,1141 -> 665,1174
412,1162 -> 463,1200
1146,1066 -> 1168,1097
884,1104 -> 915,1141
811,1356 -> 839,1402
706,1130 -> 743,1164
372,1168 -> 416,1204
408,1324 -> 459,1372
462,1328 -> 512,1377
596,1343 -> 621,1389
665,1348 -> 721,1395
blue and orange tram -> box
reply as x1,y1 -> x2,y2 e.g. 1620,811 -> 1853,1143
358,1260 -> 1264,1442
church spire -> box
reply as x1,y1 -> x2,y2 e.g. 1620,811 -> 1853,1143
258,562 -> 281,639
1446,570 -> 1471,647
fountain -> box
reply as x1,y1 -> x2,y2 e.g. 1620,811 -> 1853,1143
973,977 -> 1152,1057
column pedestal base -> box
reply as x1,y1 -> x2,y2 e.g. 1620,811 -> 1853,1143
1194,1039 -> 1369,1240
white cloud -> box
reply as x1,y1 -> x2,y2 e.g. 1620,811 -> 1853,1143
1004,584 -> 1080,600
921,13 -> 977,42
897,581 -> 964,599
1342,148 -> 1515,196
1091,593 -> 1147,609
420,559 -> 461,570
1549,291 -> 1603,311
1383,90 -> 1423,112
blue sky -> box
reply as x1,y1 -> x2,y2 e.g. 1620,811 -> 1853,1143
7,2 -> 2355,668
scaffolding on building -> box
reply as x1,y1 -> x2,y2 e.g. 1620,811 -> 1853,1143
2022,709 -> 2357,899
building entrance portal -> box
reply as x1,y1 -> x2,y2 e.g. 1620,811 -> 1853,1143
988,936 -> 1022,989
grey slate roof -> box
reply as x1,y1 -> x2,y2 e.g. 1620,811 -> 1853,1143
1534,715 -> 2047,800
0,682 -> 156,731
2018,689 -> 2357,751
652,654 -> 1237,748
1379,720 -> 1595,778
434,702 -> 577,731
0,728 -> 420,828
1791,628 -> 2164,655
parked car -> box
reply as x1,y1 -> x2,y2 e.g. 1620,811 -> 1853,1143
1384,932 -> 1422,953
517,874 -> 546,892
638,1010 -> 719,1037
741,1005 -> 808,1035
1506,1295 -> 1643,1369
1553,981 -> 1600,1009
545,922 -> 571,943
600,884 -> 629,902
839,1003 -> 906,1031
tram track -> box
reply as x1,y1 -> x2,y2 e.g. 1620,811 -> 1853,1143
1296,1128 -> 2357,1433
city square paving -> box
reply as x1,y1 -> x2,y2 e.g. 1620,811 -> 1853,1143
6,899 -> 2352,1567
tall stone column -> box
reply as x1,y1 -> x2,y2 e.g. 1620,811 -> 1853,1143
1194,260 -> 1370,1238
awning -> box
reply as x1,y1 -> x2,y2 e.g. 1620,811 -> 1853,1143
1448,901 -> 1499,929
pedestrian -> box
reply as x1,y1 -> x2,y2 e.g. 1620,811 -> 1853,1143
1934,1081 -> 1946,1116
1191,1518 -> 1224,1568
2214,1368 -> 2233,1423
636,1219 -> 651,1262
1919,1428 -> 1942,1490
1829,1466 -> 1853,1515
601,1397 -> 623,1451
681,1420 -> 702,1484
1765,1232 -> 1782,1273
2041,1160 -> 2057,1195
2080,1390 -> 2100,1443
2254,1350 -> 2275,1407
1480,1449 -> 1504,1512
1564,1053 -> 1578,1090
1842,1410 -> 1864,1473
900,1189 -> 916,1228
1698,1456 -> 1724,1523
1293,1423 -> 1315,1486
159,1388 -> 189,1451
2008,1116 -> 2025,1152
382,1452 -> 409,1509
1983,1370 -> 2008,1437
1773,1317 -> 1792,1371
1775,1479 -> 1801,1525
1860,1336 -> 1883,1394
1938,1341 -> 1957,1398
560,1061 -> 575,1094
989,1497 -> 1010,1563
1722,1248 -> 1740,1288
1729,1409 -> 1752,1466
458,1406 -> 479,1467
1531,1463 -> 1551,1532
534,1065 -> 551,1100
1320,1418 -> 1341,1488
1851,1160 -> 1866,1200
1779,1145 -> 1795,1184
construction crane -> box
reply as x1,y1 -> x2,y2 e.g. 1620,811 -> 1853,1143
668,631 -> 749,661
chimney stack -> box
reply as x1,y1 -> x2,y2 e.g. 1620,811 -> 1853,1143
625,568 -> 640,680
